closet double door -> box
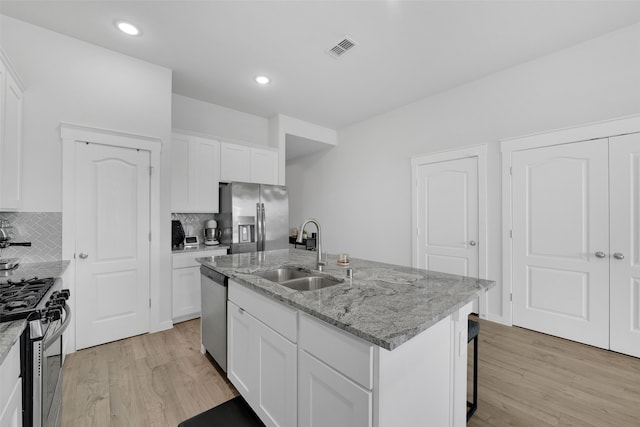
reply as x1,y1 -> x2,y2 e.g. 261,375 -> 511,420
511,133 -> 640,357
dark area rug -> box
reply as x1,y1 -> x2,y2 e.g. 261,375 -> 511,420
178,396 -> 265,427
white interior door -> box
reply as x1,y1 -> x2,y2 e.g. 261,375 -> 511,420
610,133 -> 640,357
511,140 -> 609,348
417,157 -> 479,278
75,142 -> 150,350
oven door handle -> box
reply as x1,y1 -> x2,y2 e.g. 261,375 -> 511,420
43,303 -> 71,350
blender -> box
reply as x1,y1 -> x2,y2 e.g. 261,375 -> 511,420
204,219 -> 219,246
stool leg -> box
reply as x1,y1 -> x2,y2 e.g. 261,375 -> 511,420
467,334 -> 478,422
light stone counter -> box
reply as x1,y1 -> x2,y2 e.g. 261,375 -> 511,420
198,249 -> 494,350
0,260 -> 70,364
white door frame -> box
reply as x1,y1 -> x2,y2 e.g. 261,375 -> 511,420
411,144 -> 488,317
501,114 -> 640,326
61,123 -> 161,353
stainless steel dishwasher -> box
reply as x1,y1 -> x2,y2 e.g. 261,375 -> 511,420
200,265 -> 228,372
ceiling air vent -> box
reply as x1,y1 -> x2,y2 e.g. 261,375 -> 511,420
327,37 -> 357,59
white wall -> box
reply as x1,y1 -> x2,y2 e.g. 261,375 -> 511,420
286,22 -> 640,323
1,16 -> 174,337
172,93 -> 269,145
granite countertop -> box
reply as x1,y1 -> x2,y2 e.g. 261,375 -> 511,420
0,260 -> 71,365
198,249 -> 495,351
172,244 -> 229,254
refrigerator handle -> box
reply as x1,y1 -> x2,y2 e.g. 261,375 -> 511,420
256,203 -> 262,251
261,203 -> 266,250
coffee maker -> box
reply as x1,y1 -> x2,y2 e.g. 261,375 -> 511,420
204,219 -> 219,246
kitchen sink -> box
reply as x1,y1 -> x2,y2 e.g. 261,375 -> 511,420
278,276 -> 343,291
253,267 -> 343,291
253,267 -> 313,282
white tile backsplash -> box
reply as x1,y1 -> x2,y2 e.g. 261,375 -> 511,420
0,212 -> 62,262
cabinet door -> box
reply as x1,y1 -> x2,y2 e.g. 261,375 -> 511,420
255,319 -> 297,427
251,148 -> 278,185
171,266 -> 201,321
298,351 -> 371,427
610,133 -> 640,357
0,67 -> 23,210
220,142 -> 250,182
191,136 -> 220,212
171,134 -> 191,212
228,301 -> 255,398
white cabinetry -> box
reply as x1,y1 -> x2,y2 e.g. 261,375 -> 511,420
250,147 -> 278,185
0,340 -> 22,427
172,248 -> 226,322
171,133 -> 220,213
298,313 -> 372,427
220,142 -> 278,185
227,280 -> 471,427
227,280 -> 297,427
0,51 -> 24,211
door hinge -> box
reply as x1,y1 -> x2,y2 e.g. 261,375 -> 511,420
509,229 -> 512,238
149,231 -> 152,242
510,293 -> 513,302
509,166 -> 512,175
149,298 -> 151,308
149,166 -> 154,176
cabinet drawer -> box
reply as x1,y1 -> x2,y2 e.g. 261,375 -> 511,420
0,340 -> 20,408
228,280 -> 297,342
299,313 -> 373,389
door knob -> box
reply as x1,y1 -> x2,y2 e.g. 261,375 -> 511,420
78,253 -> 88,259
613,252 -> 625,260
469,241 -> 477,246
595,251 -> 606,258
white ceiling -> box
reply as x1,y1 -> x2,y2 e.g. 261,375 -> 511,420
2,1 -> 640,130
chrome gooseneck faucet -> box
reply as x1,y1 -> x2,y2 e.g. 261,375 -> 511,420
297,218 -> 324,268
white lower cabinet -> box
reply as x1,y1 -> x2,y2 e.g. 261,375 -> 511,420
0,340 -> 22,427
172,249 -> 227,322
227,280 -> 470,427
227,282 -> 297,427
298,351 -> 371,427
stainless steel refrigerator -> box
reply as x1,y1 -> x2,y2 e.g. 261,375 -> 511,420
216,182 -> 289,253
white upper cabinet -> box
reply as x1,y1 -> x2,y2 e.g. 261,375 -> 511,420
0,51 -> 24,211
220,142 -> 251,182
220,141 -> 278,185
250,147 -> 278,185
171,132 -> 220,213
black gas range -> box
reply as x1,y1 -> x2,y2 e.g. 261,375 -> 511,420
0,276 -> 71,427
0,277 -> 68,323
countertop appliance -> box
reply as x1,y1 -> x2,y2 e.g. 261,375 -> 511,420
200,265 -> 227,372
216,182 -> 288,254
172,220 -> 186,247
0,277 -> 71,427
204,219 -> 218,246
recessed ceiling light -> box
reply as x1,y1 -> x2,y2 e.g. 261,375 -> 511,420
116,21 -> 140,36
255,75 -> 270,85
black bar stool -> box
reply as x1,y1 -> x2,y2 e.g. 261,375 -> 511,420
467,319 -> 480,422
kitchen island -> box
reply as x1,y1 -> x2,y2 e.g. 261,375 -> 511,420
198,249 -> 494,427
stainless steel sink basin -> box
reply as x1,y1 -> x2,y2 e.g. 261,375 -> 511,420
253,267 -> 343,291
253,267 -> 313,283
278,276 -> 343,291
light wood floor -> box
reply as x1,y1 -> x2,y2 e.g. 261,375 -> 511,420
61,319 -> 238,427
468,317 -> 640,427
62,317 -> 640,426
